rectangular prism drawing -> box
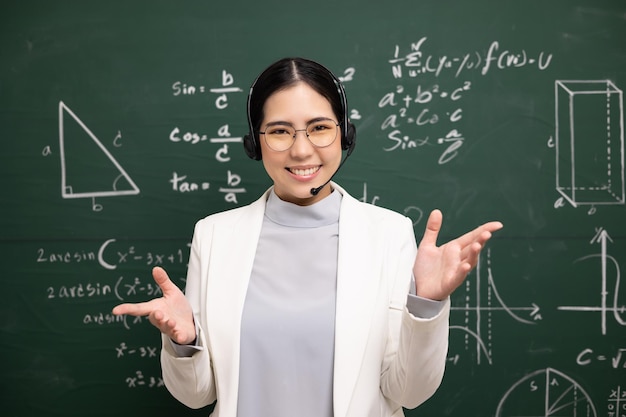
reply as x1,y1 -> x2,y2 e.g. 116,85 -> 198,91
555,80 -> 625,207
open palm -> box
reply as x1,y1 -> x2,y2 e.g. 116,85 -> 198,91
112,266 -> 196,345
413,210 -> 503,301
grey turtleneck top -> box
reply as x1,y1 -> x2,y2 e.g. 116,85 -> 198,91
237,189 -> 341,417
170,188 -> 445,417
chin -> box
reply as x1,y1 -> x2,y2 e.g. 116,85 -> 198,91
275,186 -> 326,205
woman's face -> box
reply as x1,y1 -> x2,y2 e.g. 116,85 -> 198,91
259,82 -> 342,206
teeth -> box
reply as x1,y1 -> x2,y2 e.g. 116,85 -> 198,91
290,167 -> 319,176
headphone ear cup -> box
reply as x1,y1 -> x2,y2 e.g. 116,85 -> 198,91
342,122 -> 356,153
243,133 -> 261,160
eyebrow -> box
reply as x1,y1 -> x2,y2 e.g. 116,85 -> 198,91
263,116 -> 337,128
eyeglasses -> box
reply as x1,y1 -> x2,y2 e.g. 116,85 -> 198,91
259,118 -> 339,152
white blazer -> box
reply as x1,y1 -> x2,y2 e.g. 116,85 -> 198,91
161,183 -> 450,417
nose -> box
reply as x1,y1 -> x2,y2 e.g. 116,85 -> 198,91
289,129 -> 314,157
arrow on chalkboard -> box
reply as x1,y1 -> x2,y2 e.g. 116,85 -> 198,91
558,227 -> 626,335
591,227 -> 613,334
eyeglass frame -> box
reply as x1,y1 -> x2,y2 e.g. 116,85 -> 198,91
258,118 -> 340,152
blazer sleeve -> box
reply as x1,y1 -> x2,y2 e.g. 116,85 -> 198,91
160,219 -> 217,409
379,215 -> 450,410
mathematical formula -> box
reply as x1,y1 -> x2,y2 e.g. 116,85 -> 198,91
389,37 -> 553,79
376,38 -> 554,163
36,239 -> 189,270
171,70 -> 243,109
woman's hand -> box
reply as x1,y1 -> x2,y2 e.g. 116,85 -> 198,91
413,209 -> 503,301
112,266 -> 196,345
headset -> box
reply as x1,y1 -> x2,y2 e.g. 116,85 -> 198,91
243,62 -> 356,161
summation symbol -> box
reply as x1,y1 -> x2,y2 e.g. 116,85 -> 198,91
58,101 -> 140,211
558,227 -> 626,335
450,248 -> 541,365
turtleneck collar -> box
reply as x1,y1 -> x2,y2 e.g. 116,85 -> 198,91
265,188 -> 342,228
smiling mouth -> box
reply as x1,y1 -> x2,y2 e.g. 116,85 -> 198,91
287,166 -> 320,176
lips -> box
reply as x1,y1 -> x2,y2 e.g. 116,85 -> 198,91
287,166 -> 321,177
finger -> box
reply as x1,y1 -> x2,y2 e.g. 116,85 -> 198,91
152,266 -> 180,295
148,312 -> 176,338
460,241 -> 483,269
112,300 -> 158,317
419,209 -> 443,247
471,230 -> 492,249
152,313 -> 195,345
149,309 -> 172,329
481,221 -> 504,234
458,261 -> 473,280
455,221 -> 503,248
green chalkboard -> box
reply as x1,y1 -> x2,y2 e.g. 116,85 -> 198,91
1,0 -> 625,416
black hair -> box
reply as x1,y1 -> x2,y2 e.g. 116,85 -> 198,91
248,57 -> 344,135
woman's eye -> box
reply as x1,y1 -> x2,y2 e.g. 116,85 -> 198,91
311,124 -> 329,132
270,128 -> 291,136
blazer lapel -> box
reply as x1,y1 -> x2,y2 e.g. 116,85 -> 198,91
205,190 -> 269,417
332,184 -> 381,417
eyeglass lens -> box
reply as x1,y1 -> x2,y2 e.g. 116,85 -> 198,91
262,118 -> 338,151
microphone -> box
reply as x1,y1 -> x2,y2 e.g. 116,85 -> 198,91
310,147 -> 354,196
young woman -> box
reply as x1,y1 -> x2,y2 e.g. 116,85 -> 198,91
113,57 -> 502,417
